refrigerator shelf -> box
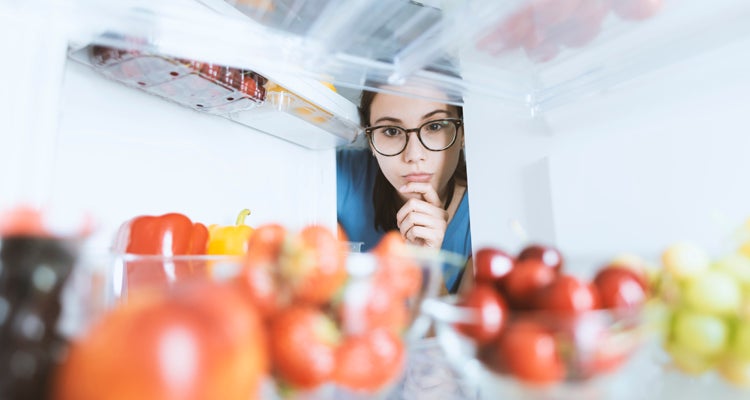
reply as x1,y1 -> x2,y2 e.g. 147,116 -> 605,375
58,0 -> 750,116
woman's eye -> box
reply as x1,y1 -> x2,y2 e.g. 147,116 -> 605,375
426,122 -> 446,132
383,128 -> 401,136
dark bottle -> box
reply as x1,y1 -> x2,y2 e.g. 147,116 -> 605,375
0,236 -> 79,400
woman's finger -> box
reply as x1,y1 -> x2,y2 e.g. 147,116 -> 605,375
396,198 -> 444,227
398,182 -> 442,208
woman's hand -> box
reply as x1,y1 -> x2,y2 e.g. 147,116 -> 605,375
396,182 -> 448,248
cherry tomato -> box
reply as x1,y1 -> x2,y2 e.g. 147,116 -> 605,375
234,252 -> 280,318
592,267 -> 648,310
517,244 -> 564,272
473,247 -> 515,284
536,274 -> 600,313
269,305 -> 340,389
455,284 -> 508,344
333,328 -> 405,392
502,258 -> 557,309
498,319 -> 566,385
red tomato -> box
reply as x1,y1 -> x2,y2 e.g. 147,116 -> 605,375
612,0 -> 663,20
592,267 -> 648,309
269,305 -> 340,389
281,225 -> 348,305
498,319 -> 566,385
473,247 -> 514,284
54,282 -> 268,400
502,259 -> 557,309
536,274 -> 600,313
455,284 -> 508,344
517,244 -> 564,272
340,282 -> 408,336
234,252 -> 281,318
372,231 -> 423,299
333,328 -> 405,392
245,223 -> 287,261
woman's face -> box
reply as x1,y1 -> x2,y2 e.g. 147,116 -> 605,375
368,87 -> 463,204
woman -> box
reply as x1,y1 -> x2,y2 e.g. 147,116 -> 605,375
337,83 -> 471,293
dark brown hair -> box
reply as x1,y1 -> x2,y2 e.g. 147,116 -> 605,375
360,89 -> 468,233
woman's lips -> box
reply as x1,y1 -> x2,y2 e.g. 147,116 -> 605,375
404,173 -> 432,183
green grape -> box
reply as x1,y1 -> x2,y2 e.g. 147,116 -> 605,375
733,320 -> 750,360
713,253 -> 750,285
664,341 -> 716,375
683,270 -> 742,316
672,310 -> 729,357
661,242 -> 711,280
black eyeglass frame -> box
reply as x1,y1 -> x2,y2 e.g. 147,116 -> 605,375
364,118 -> 463,157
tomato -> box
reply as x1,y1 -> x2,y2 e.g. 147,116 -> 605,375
517,244 -> 564,272
281,225 -> 348,305
455,284 -> 508,344
498,319 -> 566,385
269,305 -> 340,389
502,259 -> 557,309
245,223 -> 287,261
592,267 -> 648,310
612,0 -> 663,20
234,252 -> 281,318
473,247 -> 514,284
372,231 -> 423,298
54,282 -> 268,400
536,274 -> 600,313
340,281 -> 408,336
333,328 -> 405,392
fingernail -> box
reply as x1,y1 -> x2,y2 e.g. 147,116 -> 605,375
398,185 -> 407,192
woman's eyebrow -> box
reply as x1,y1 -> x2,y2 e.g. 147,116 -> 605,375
422,110 -> 451,119
372,109 -> 452,126
372,116 -> 403,125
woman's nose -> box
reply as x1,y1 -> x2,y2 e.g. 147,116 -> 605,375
402,131 -> 426,162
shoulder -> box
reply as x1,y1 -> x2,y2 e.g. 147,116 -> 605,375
337,146 -> 377,181
444,191 -> 472,257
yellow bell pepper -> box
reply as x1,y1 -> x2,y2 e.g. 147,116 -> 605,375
207,209 -> 254,255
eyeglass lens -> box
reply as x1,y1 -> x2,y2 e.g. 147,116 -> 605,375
371,119 -> 457,156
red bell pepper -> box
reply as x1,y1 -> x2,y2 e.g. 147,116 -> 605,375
115,212 -> 209,295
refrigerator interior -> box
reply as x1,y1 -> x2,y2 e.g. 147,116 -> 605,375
464,34 -> 750,272
2,1 -> 750,396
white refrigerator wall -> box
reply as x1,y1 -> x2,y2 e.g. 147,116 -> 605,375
465,35 -> 750,272
51,61 -> 337,252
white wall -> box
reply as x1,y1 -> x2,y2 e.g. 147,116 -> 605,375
50,61 -> 337,253
464,34 -> 750,270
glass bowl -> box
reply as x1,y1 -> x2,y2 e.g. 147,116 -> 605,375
424,297 -> 649,399
74,246 -> 467,400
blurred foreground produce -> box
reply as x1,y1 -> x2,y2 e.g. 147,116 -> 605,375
55,218 -> 441,399
0,206 -> 83,399
431,243 -> 652,389
53,280 -> 268,400
657,219 -> 750,388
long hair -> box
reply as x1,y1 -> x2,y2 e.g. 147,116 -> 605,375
360,88 -> 467,233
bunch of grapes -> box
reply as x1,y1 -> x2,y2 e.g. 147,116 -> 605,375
657,222 -> 750,388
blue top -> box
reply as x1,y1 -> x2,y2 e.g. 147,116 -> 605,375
336,147 -> 472,291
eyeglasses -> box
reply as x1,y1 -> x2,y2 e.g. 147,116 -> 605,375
365,118 -> 462,157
